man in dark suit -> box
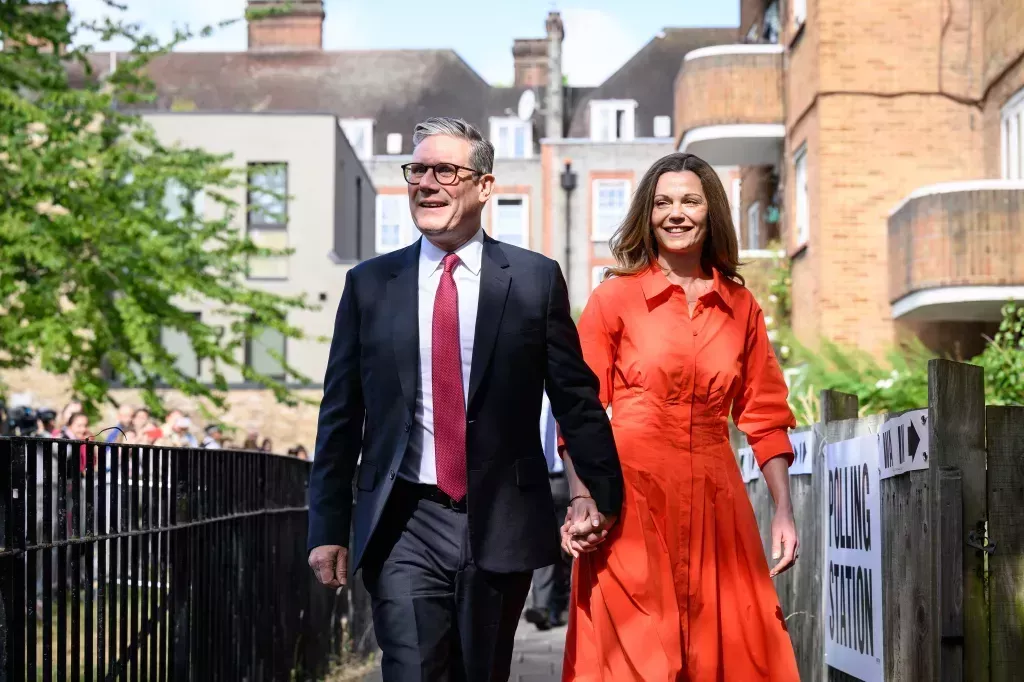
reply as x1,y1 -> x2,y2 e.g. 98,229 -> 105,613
307,116 -> 622,681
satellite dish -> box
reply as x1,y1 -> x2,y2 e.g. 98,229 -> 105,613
517,89 -> 537,120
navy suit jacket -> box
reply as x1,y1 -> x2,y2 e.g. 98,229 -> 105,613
307,234 -> 623,573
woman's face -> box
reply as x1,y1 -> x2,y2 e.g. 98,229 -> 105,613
650,170 -> 708,257
132,410 -> 150,431
69,415 -> 89,440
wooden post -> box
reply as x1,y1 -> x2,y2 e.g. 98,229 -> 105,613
986,405 -> 1024,682
929,359 -> 987,682
818,390 -> 858,682
938,467 -> 964,682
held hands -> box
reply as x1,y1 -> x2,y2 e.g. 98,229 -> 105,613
308,545 -> 348,588
559,495 -> 617,559
769,506 -> 799,577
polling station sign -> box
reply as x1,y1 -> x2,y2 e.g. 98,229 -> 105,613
878,408 -> 929,480
737,430 -> 814,481
825,434 -> 883,681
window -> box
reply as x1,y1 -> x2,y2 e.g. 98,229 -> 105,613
491,195 -> 529,247
592,179 -> 631,241
375,194 -> 418,253
653,115 -> 672,139
589,100 -> 637,142
793,145 -> 809,248
762,1 -> 781,43
340,119 -> 374,160
247,162 -> 288,280
747,201 -> 761,250
163,179 -> 204,221
792,0 -> 806,28
730,177 -> 742,242
1001,89 -> 1024,179
490,118 -> 532,159
161,312 -> 201,379
246,324 -> 286,381
592,266 -> 611,291
386,133 -> 403,155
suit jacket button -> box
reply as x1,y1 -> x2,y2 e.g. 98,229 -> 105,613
389,469 -> 396,480
404,420 -> 411,432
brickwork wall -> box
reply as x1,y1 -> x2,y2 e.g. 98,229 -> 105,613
739,165 -> 778,249
676,51 -> 783,135
248,16 -> 322,50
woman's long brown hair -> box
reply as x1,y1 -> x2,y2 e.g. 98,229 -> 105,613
607,152 -> 744,285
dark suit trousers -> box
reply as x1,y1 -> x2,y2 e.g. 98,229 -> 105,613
361,482 -> 532,682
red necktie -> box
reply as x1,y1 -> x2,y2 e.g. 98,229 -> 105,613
433,252 -> 467,501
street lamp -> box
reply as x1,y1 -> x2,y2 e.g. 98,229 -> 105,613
560,159 -> 577,288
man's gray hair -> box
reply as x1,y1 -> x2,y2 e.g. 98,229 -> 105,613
412,116 -> 495,175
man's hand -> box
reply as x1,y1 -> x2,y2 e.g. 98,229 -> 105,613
309,545 -> 348,588
559,496 -> 617,558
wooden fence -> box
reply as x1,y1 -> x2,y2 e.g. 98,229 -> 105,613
735,359 -> 1023,681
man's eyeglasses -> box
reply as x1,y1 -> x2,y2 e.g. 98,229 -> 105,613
401,162 -> 483,186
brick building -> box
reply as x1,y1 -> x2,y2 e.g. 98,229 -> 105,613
677,0 -> 1024,359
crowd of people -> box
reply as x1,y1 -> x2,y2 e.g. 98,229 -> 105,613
1,398 -> 309,460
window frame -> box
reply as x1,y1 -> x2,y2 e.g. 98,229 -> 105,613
160,311 -> 203,380
340,118 -> 374,160
246,162 -> 289,281
490,194 -> 530,247
244,320 -> 287,382
588,100 -> 638,142
792,0 -> 807,29
375,193 -> 417,254
747,200 -> 761,250
489,117 -> 533,159
1001,88 -> 1024,180
793,144 -> 809,249
591,178 -> 631,242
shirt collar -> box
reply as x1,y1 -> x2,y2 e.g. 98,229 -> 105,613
419,228 -> 484,276
639,264 -> 734,311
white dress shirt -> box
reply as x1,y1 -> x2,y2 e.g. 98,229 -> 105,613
539,391 -> 563,474
398,228 -> 484,484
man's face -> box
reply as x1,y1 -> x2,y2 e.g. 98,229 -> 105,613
118,405 -> 133,425
408,135 -> 493,248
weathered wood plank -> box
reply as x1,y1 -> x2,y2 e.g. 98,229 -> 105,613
938,467 -> 964,682
929,360 -> 987,681
986,405 -> 1024,682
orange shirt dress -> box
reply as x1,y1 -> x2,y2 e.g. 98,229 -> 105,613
562,265 -> 800,681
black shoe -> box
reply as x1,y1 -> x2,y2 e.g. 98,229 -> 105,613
524,607 -> 552,631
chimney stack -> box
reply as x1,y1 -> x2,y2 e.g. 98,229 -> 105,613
512,38 -> 548,88
247,0 -> 324,51
545,11 -> 565,140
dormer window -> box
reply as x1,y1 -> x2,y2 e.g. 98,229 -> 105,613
589,100 -> 637,142
490,117 -> 532,159
340,118 -> 374,160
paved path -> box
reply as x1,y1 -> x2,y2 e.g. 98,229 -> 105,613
360,617 -> 566,682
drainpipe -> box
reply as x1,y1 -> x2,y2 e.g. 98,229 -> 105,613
560,158 -> 577,300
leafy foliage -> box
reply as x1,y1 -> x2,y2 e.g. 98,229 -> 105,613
971,301 -> 1024,406
0,0 -> 317,417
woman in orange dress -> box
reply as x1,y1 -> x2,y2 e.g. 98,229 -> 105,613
558,152 -> 801,681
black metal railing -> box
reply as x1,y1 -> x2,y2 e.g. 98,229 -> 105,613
0,436 -> 347,681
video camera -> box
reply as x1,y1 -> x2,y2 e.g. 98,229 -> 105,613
3,404 -> 57,437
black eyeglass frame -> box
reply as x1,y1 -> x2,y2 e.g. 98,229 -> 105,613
401,162 -> 484,186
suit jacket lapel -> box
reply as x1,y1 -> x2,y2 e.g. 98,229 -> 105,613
387,241 -> 421,415
468,237 -> 510,408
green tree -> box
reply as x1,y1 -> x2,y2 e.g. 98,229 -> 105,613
0,0 -> 317,417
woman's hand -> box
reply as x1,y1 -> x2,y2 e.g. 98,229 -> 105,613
769,505 -> 798,577
560,496 -> 615,558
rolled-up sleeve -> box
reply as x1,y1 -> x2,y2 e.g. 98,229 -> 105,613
731,302 -> 797,468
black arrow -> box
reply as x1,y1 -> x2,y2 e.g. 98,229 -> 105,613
908,419 -> 921,462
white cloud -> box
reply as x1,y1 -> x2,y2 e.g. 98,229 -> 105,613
559,8 -> 646,87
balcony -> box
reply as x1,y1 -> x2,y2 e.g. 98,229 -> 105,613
675,44 -> 785,166
888,181 -> 1024,321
